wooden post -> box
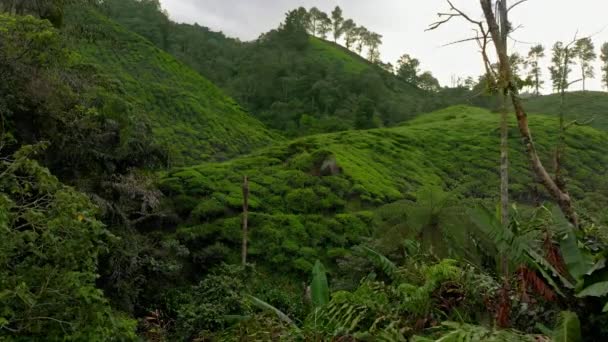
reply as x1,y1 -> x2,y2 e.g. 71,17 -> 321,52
241,175 -> 249,265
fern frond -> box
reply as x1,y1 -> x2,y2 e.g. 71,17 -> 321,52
362,246 -> 401,283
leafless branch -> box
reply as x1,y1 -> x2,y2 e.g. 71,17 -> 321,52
442,36 -> 482,47
427,0 -> 482,31
508,0 -> 529,13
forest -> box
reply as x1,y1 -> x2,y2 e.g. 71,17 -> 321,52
1,0 -> 608,341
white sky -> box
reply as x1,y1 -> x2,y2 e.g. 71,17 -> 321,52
159,0 -> 608,92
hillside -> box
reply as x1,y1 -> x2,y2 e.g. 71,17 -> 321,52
159,105 -> 608,276
62,6 -> 278,165
524,91 -> 608,130
100,0 -> 443,136
4,2 -> 608,341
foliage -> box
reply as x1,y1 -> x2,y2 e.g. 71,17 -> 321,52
573,38 -> 596,91
62,3 -> 278,165
0,144 -> 137,339
524,91 -> 608,131
100,0 -> 447,136
550,311 -> 582,342
311,260 -> 330,308
525,44 -> 545,95
414,322 -> 538,341
601,43 -> 608,90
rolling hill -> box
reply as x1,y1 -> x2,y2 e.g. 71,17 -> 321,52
99,0 -> 443,136
524,91 -> 608,130
159,105 -> 608,275
62,6 -> 279,165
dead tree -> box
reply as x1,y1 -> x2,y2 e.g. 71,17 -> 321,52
241,175 -> 249,265
429,0 -> 579,228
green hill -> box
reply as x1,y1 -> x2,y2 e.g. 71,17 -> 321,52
100,0 -> 443,136
524,91 -> 608,130
159,105 -> 608,275
62,6 -> 278,165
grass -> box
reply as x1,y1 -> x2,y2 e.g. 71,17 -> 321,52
524,91 -> 608,130
160,105 -> 608,275
62,6 -> 280,165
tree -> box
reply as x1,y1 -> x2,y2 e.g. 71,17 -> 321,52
573,37 -> 596,91
478,0 -> 579,227
601,42 -> 608,89
280,7 -> 309,49
315,11 -> 332,39
331,6 -> 344,42
342,19 -> 357,50
366,32 -> 382,62
354,26 -> 368,55
396,54 -> 421,84
418,71 -> 441,92
549,42 -> 574,94
526,44 -> 545,95
307,7 -> 321,35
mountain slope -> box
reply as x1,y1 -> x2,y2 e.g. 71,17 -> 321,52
159,105 -> 608,274
62,6 -> 279,165
524,91 -> 608,130
100,0 -> 443,136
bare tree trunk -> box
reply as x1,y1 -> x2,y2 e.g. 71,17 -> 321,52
241,175 -> 249,265
500,94 -> 509,257
480,0 -> 579,228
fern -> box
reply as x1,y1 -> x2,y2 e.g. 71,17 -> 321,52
414,322 -> 537,341
362,246 -> 401,282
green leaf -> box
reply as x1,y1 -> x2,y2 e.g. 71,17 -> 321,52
311,260 -> 329,308
246,295 -> 298,329
552,311 -> 582,342
554,207 -> 593,280
603,302 -> 608,313
576,281 -> 608,298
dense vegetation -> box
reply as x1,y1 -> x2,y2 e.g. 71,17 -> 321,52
525,91 -> 608,130
101,0 -> 456,136
1,1 -> 608,341
63,4 -> 278,165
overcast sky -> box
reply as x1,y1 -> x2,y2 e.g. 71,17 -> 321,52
158,0 -> 608,92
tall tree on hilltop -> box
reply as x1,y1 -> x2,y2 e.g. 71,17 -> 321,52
280,7 -> 310,49
549,42 -> 574,93
601,42 -> 608,89
331,6 -> 344,42
573,37 -> 596,91
396,54 -> 421,85
316,11 -> 332,39
526,44 -> 545,95
307,7 -> 322,36
342,19 -> 357,50
355,26 -> 368,55
366,32 -> 382,62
